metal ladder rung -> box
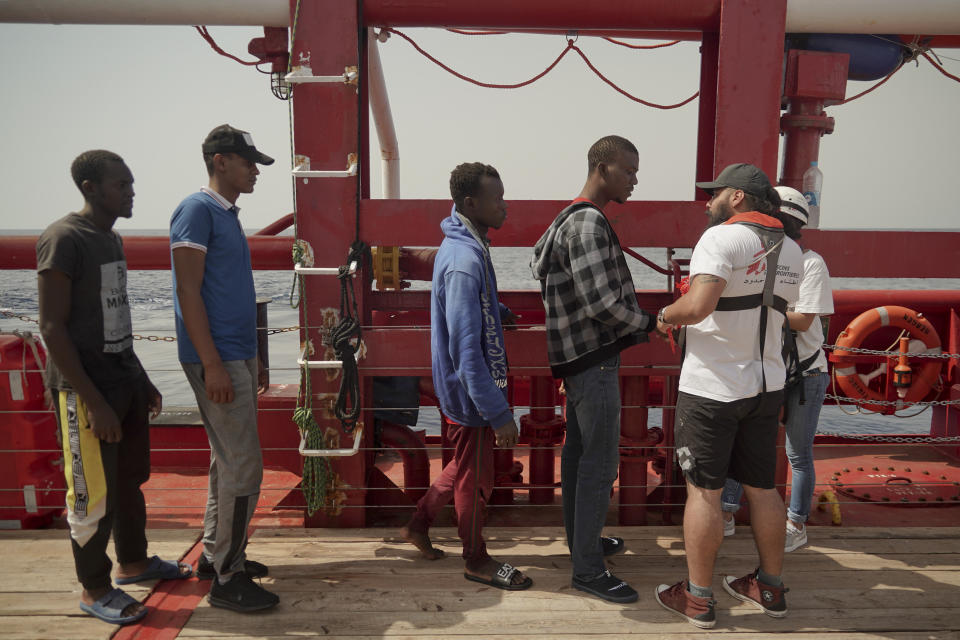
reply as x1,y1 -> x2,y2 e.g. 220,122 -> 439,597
298,345 -> 343,370
294,261 -> 357,276
293,153 -> 358,179
298,424 -> 363,457
284,65 -> 358,85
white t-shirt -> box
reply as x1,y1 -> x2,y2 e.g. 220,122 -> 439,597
679,222 -> 802,402
792,249 -> 833,373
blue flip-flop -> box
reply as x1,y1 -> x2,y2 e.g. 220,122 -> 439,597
115,555 -> 193,585
79,588 -> 148,625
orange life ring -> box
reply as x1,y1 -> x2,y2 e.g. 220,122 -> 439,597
833,305 -> 942,412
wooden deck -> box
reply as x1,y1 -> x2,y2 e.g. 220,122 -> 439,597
2,526 -> 958,639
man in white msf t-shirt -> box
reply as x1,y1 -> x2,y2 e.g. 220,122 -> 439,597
652,163 -> 802,629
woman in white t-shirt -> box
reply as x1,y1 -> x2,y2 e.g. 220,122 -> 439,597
721,186 -> 833,553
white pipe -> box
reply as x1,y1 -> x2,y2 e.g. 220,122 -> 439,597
368,28 -> 401,199
0,0 -> 288,26
3,0 -> 960,34
785,0 -> 960,34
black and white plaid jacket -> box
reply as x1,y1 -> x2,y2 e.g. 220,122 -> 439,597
531,201 -> 654,378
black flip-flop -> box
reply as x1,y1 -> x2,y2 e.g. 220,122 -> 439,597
464,562 -> 533,591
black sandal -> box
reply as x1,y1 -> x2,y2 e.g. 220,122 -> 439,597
464,562 -> 533,591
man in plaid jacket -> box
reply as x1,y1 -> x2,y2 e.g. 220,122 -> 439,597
531,135 -> 669,603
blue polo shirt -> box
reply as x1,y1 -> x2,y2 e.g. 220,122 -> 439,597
170,188 -> 257,364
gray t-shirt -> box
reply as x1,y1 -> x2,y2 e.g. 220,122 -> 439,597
36,213 -> 144,391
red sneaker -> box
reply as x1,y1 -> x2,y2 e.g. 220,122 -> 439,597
722,569 -> 788,618
654,580 -> 716,629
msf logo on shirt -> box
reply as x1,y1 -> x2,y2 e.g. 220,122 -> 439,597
745,249 -> 767,276
480,290 -> 508,389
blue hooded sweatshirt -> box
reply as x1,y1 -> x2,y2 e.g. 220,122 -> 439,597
431,207 -> 513,428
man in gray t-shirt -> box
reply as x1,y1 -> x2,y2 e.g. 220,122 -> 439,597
37,150 -> 191,626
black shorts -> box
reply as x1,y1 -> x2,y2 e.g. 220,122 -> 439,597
674,390 -> 784,490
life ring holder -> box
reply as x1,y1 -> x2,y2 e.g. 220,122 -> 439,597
832,305 -> 942,413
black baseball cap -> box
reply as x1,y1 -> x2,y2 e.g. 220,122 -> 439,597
202,124 -> 274,165
695,163 -> 775,199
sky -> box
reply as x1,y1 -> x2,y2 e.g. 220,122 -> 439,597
0,23 -> 958,233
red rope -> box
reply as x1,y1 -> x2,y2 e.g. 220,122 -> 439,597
195,26 -> 260,66
839,63 -> 904,104
384,28 -> 574,89
446,28 -> 508,36
604,37 -> 682,50
386,29 -> 698,109
922,52 -> 960,83
570,43 -> 698,109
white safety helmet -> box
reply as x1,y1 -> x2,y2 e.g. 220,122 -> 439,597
775,185 -> 809,226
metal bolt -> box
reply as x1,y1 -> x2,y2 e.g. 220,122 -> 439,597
872,466 -> 880,471
863,493 -> 871,499
882,496 -> 890,501
919,497 -> 927,502
901,497 -> 909,503
905,467 -> 912,472
888,467 -> 896,471
857,466 -> 864,471
922,470 -> 930,475
843,468 -> 850,472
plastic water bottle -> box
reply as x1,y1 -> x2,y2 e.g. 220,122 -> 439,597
802,161 -> 823,229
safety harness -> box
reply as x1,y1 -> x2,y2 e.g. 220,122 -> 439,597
682,212 -> 802,399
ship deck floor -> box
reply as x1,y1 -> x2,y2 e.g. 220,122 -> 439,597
2,525 -> 959,639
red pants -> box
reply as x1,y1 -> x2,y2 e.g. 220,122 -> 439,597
407,420 -> 494,570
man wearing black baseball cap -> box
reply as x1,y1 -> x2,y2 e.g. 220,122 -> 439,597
169,125 -> 278,612
694,163 -> 781,226
201,124 -> 275,167
653,162 -> 802,628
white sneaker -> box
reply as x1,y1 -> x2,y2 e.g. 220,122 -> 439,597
784,522 -> 807,552
723,515 -> 735,537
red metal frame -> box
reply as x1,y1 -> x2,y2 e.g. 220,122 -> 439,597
363,0 -> 722,31
291,0 -> 367,526
779,50 -> 849,189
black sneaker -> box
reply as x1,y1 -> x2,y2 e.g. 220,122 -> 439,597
573,570 -> 639,603
601,536 -> 626,557
208,572 -> 279,613
197,555 -> 269,580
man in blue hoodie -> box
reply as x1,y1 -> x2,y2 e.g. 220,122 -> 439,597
400,162 -> 532,591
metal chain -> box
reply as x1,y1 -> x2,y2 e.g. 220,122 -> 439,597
3,310 -> 298,341
823,343 -> 960,360
0,310 -> 38,324
267,325 -> 300,335
824,392 -> 960,408
816,429 -> 960,443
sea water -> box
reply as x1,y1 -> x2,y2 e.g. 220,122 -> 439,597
3,240 -> 958,436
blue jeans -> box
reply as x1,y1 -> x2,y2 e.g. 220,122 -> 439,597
721,372 -> 830,523
561,355 -> 621,581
